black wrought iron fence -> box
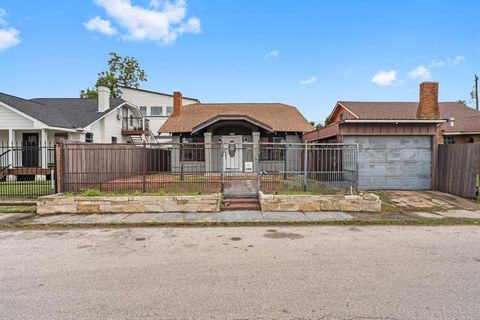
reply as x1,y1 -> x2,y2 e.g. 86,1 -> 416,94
56,141 -> 358,195
0,142 -> 56,198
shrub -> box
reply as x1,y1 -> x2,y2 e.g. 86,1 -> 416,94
82,188 -> 102,197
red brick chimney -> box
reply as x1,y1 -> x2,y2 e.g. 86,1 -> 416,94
417,82 -> 440,119
173,91 -> 182,116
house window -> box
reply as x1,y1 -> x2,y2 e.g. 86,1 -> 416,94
85,132 -> 94,143
444,136 -> 455,144
151,106 -> 163,116
111,137 -> 118,144
166,106 -> 173,116
259,137 -> 286,161
181,136 -> 205,161
139,106 -> 147,115
54,132 -> 68,144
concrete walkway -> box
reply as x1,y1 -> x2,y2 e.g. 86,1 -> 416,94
2,209 -> 480,226
31,211 -> 354,225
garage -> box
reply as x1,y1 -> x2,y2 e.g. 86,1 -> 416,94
344,136 -> 432,190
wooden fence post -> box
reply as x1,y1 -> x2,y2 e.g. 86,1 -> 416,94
55,144 -> 63,193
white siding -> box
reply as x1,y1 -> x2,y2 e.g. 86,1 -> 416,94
0,105 -> 33,129
103,108 -> 127,143
90,121 -> 103,143
121,88 -> 198,137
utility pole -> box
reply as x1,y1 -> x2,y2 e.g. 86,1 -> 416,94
475,74 -> 479,111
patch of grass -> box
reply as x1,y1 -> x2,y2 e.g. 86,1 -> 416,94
3,217 -> 480,230
379,194 -> 394,205
0,205 -> 36,213
81,188 -> 102,197
66,188 -> 210,197
0,180 -> 53,198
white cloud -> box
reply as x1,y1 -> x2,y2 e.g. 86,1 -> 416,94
449,55 -> 465,65
371,70 -> 397,86
428,55 -> 465,68
149,0 -> 160,10
87,0 -> 201,44
429,59 -> 445,68
0,8 -> 21,51
83,16 -> 118,35
264,50 -> 279,59
0,28 -> 21,51
300,76 -> 317,85
409,65 -> 431,80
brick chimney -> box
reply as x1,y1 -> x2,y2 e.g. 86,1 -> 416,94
172,91 -> 182,116
417,82 -> 440,119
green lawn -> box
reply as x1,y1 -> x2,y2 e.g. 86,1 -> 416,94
0,181 -> 54,199
0,205 -> 37,213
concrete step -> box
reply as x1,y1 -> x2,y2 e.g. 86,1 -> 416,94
223,198 -> 260,211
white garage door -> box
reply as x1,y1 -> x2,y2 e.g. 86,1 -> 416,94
344,136 -> 432,190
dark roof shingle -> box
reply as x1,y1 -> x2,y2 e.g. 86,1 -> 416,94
0,92 -> 126,129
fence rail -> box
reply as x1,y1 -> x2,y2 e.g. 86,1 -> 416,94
57,141 -> 358,196
0,142 -> 56,198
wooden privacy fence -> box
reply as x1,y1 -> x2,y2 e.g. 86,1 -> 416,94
56,142 -> 170,192
437,144 -> 480,198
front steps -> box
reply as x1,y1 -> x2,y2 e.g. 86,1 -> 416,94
222,197 -> 261,211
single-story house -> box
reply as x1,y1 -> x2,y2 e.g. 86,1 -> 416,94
121,86 -> 200,141
304,82 -> 448,190
0,86 -> 149,177
159,92 -> 314,173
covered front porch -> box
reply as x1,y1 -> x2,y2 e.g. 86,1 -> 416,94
0,128 -> 73,180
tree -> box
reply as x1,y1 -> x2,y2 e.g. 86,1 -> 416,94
456,99 -> 467,106
309,121 -> 325,129
81,52 -> 147,98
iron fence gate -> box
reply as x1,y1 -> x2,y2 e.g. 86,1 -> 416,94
57,141 -> 358,196
0,142 -> 56,198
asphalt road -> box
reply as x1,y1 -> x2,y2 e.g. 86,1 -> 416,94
0,225 -> 479,320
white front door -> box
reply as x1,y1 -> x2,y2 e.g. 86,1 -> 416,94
222,135 -> 243,172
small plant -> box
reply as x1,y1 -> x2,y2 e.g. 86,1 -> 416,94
82,188 -> 102,197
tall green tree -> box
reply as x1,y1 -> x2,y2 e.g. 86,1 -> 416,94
81,52 -> 147,98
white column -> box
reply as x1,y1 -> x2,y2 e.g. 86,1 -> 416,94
35,129 -> 48,181
204,132 -> 212,173
41,129 -> 47,169
7,129 -> 15,182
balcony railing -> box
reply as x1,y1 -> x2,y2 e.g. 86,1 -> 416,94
122,117 -> 149,135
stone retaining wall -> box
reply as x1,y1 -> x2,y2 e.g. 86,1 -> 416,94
259,192 -> 381,212
37,193 -> 222,215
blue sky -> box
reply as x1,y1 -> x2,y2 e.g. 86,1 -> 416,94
0,0 -> 478,122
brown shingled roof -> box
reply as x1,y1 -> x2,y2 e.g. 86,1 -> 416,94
159,103 -> 314,133
337,101 -> 480,133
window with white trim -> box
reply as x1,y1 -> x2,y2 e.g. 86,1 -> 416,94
150,106 -> 163,116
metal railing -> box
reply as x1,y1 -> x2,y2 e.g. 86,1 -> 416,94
57,141 -> 358,196
122,117 -> 149,132
0,142 -> 56,198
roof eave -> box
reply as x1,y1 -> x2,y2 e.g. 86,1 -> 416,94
343,119 -> 447,124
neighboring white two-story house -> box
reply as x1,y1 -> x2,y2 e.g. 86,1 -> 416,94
0,86 -> 150,178
121,86 -> 200,141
